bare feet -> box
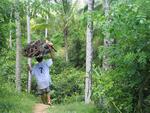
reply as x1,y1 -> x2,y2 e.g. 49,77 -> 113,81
47,101 -> 52,106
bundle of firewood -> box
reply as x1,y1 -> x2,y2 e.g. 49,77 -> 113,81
22,40 -> 56,58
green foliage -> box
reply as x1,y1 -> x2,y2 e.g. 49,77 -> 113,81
0,0 -> 12,50
93,0 -> 150,112
2,0 -> 150,112
51,67 -> 85,104
47,102 -> 100,113
51,57 -> 68,75
0,77 -> 36,113
0,48 -> 32,91
0,48 -> 16,82
69,38 -> 86,68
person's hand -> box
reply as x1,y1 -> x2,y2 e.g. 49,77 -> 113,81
46,40 -> 53,46
27,64 -> 32,73
46,40 -> 57,52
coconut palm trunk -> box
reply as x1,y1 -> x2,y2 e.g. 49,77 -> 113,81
64,25 -> 69,62
62,0 -> 69,62
27,1 -> 31,93
85,0 -> 94,104
103,0 -> 113,70
99,0 -> 114,108
9,8 -> 12,48
15,0 -> 21,93
45,15 -> 48,38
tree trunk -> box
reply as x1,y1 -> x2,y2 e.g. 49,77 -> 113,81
102,0 -> 113,70
99,0 -> 114,108
9,8 -> 12,48
64,26 -> 69,62
45,15 -> 48,38
27,1 -> 31,93
15,0 -> 21,93
85,0 -> 94,104
9,30 -> 12,48
62,0 -> 69,62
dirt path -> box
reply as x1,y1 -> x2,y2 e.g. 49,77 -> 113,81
33,103 -> 49,113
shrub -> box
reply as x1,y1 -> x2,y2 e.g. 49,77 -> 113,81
51,67 -> 85,104
0,77 -> 36,113
93,0 -> 150,112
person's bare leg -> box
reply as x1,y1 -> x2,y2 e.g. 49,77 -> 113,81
41,95 -> 46,104
43,93 -> 47,104
47,93 -> 51,105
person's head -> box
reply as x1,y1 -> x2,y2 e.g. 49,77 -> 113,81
36,56 -> 43,63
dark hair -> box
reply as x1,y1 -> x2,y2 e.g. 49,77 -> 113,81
36,57 -> 43,62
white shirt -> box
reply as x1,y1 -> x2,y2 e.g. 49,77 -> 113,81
32,59 -> 53,89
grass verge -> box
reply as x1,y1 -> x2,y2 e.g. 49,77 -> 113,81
0,82 -> 36,113
47,102 -> 100,113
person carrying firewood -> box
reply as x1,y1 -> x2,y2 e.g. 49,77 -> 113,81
28,40 -> 54,105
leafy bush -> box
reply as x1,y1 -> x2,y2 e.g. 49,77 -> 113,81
0,45 -> 37,113
69,38 -> 86,68
51,67 -> 85,104
51,57 -> 69,75
93,0 -> 150,112
0,77 -> 36,113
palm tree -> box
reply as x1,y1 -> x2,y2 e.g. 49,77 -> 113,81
56,0 -> 76,62
27,0 -> 31,93
31,0 -> 77,62
15,0 -> 21,93
103,0 -> 113,70
9,6 -> 13,48
85,0 -> 94,104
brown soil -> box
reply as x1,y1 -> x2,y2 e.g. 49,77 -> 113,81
33,103 -> 49,113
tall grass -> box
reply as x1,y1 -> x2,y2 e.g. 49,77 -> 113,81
0,82 -> 36,113
47,102 -> 100,113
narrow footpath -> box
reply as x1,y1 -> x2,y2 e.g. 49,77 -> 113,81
33,103 -> 49,113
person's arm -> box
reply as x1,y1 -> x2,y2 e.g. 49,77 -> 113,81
50,51 -> 55,60
45,40 -> 55,60
28,64 -> 32,74
46,58 -> 53,67
46,40 -> 53,47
